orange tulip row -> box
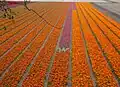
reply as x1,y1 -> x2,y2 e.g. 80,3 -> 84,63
0,9 -> 52,44
48,51 -> 70,87
0,3 -> 69,86
0,18 -> 40,56
86,3 -> 120,30
0,18 -> 11,24
0,8 -> 30,23
23,4 -> 70,87
46,4 -> 72,87
0,7 -> 67,86
1,2 -> 120,86
0,11 -> 33,34
0,23 -> 51,87
0,3 -> 50,31
0,11 -> 38,36
72,10 -> 93,87
76,3 -> 118,86
0,21 -> 46,77
0,9 -> 54,57
0,2 -> 69,43
22,17 -> 65,87
81,3 -> 120,54
0,14 -> 36,43
81,3 -> 120,80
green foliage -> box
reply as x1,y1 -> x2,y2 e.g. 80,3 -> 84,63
48,81 -> 52,86
0,26 -> 7,30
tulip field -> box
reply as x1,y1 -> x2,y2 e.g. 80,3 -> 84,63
0,2 -> 120,87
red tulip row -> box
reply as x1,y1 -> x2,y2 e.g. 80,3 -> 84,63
72,10 -> 93,87
81,3 -> 120,80
76,3 -> 118,86
22,17 -> 65,87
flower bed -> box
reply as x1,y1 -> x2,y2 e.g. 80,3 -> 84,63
72,10 -> 93,87
0,21 -> 46,76
22,17 -> 65,87
82,3 -> 120,80
59,4 -> 72,48
0,24 -> 51,87
0,9 -> 54,57
76,3 -> 118,86
48,51 -> 70,87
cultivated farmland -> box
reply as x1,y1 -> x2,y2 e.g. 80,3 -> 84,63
0,2 -> 120,87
